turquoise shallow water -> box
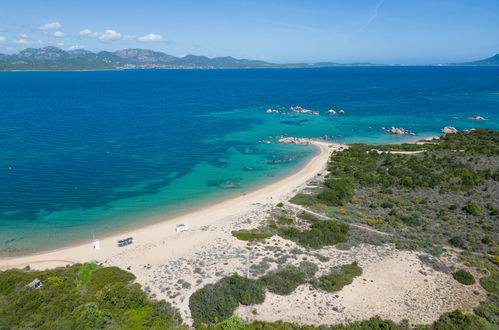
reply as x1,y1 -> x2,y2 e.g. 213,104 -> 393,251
0,67 -> 498,255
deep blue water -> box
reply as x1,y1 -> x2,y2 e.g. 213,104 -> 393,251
0,66 -> 498,254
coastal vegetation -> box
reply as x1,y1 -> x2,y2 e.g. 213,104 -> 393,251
231,229 -> 273,241
310,262 -> 362,292
452,269 -> 476,285
197,310 -> 492,330
189,274 -> 265,324
191,130 -> 498,328
2,130 -> 497,329
0,264 -> 182,329
283,129 -> 498,328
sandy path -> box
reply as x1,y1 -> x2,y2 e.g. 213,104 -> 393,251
0,141 -> 340,271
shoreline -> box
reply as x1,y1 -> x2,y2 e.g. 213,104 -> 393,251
0,143 -> 317,258
0,141 -> 340,270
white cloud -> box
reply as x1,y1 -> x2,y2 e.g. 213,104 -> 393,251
37,40 -> 44,44
99,29 -> 121,40
123,34 -> 135,40
19,33 -> 28,38
14,39 -> 30,44
0,36 -> 5,43
80,28 -> 122,40
57,42 -> 64,47
68,45 -> 84,50
39,22 -> 61,30
138,33 -> 165,41
53,31 -> 65,37
79,29 -> 93,36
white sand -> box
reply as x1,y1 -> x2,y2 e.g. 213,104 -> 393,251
0,141 -> 339,271
0,139 -> 486,326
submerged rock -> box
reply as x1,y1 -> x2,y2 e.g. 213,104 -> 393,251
467,116 -> 486,121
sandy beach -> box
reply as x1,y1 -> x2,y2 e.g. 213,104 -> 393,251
0,138 -> 487,326
0,141 -> 338,271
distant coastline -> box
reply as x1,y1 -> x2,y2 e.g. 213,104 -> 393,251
1,46 -> 497,71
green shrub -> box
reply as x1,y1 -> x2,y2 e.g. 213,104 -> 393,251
474,297 -> 499,324
380,201 -> 394,209
463,201 -> 482,215
316,178 -> 354,206
479,273 -> 499,294
277,216 -> 293,225
232,230 -> 273,241
310,262 -> 362,292
277,220 -> 349,249
297,212 -> 320,223
0,265 -> 182,329
452,270 -> 476,285
189,274 -> 265,324
431,310 -> 489,329
258,266 -> 306,295
485,203 -> 498,216
298,261 -> 318,278
448,236 -> 467,249
289,193 -> 317,206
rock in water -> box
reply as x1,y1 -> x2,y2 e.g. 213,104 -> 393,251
441,126 -> 458,134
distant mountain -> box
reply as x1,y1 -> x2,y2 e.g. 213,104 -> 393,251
114,48 -> 177,64
0,46 -> 378,71
453,54 -> 499,66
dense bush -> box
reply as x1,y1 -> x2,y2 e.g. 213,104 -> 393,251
232,229 -> 273,241
202,316 -> 406,329
452,269 -> 476,285
0,264 -> 182,329
189,274 -> 265,324
277,220 -> 349,249
463,201 -> 482,215
479,273 -> 499,294
310,262 -> 362,292
430,310 -> 489,329
318,178 -> 354,206
448,236 -> 467,249
258,266 -> 307,295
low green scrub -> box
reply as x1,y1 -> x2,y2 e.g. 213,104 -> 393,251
310,262 -> 362,292
277,220 -> 349,249
277,216 -> 293,225
232,229 -> 273,241
452,269 -> 476,285
0,264 -> 182,329
297,211 -> 320,223
479,273 -> 499,294
189,274 -> 265,324
463,201 -> 482,215
429,310 -> 491,329
289,193 -> 317,206
258,265 -> 307,295
76,263 -> 98,289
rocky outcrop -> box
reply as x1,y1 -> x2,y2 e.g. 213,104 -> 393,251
441,126 -> 458,134
278,137 -> 313,144
385,127 -> 415,136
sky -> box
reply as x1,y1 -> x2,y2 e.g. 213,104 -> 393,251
0,0 -> 498,64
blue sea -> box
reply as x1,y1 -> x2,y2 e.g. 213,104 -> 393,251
0,66 -> 498,255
